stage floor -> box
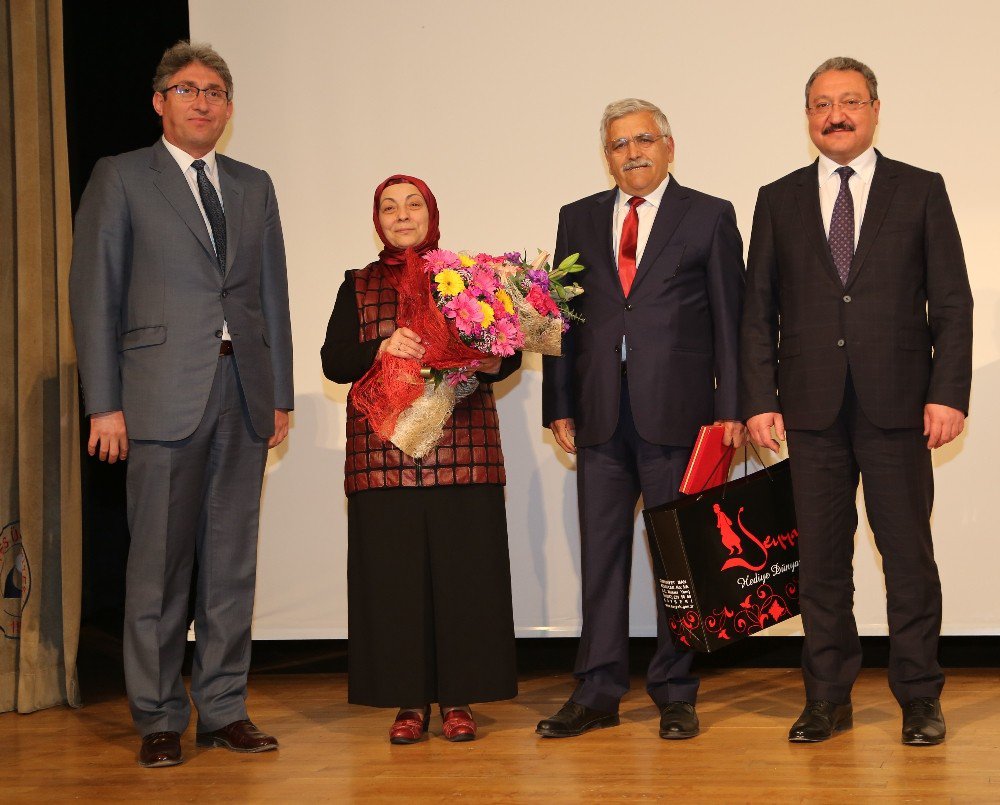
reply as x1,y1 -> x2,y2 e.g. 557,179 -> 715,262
5,667 -> 999,802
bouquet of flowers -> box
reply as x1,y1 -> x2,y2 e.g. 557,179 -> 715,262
421,249 -> 526,387
500,250 -> 585,355
351,247 -> 585,459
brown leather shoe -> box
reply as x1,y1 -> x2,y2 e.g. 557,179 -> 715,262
196,719 -> 278,753
138,731 -> 183,768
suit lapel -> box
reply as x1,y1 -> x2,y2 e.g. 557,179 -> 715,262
149,140 -> 217,266
793,159 -> 843,288
630,176 -> 690,295
589,188 -> 620,296
846,152 -> 897,290
217,156 -> 244,276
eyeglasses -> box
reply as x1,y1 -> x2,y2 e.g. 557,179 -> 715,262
161,83 -> 230,105
806,99 -> 876,116
605,133 -> 668,154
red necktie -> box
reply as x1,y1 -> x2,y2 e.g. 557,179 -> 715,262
618,196 -> 645,295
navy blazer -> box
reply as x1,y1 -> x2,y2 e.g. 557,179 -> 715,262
542,176 -> 745,448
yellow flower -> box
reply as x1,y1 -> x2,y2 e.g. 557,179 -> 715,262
435,269 -> 465,297
458,252 -> 476,268
479,300 -> 495,329
495,288 -> 515,315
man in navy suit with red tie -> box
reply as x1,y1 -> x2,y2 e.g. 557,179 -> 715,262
537,99 -> 745,739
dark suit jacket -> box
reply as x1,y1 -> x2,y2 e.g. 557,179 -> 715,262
542,177 -> 745,448
70,140 -> 294,441
740,152 -> 973,430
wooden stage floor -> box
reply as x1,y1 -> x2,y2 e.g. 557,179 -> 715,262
5,667 -> 999,802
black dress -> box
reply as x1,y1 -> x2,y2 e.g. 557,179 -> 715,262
322,270 -> 519,707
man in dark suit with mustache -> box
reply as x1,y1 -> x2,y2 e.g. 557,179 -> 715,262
741,57 -> 973,745
537,99 -> 745,739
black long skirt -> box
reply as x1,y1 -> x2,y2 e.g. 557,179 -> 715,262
346,484 -> 518,707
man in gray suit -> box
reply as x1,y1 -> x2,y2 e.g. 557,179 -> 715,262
69,41 -> 293,768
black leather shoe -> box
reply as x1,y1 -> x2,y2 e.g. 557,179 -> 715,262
536,700 -> 619,738
138,731 -> 183,768
788,700 -> 853,742
901,697 -> 945,746
658,701 -> 699,739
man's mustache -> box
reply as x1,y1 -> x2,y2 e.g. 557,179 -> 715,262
623,158 -> 653,171
823,121 -> 856,135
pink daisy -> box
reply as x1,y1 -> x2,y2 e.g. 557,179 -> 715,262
470,266 -> 499,297
422,249 -> 462,273
492,318 -> 522,356
444,291 -> 485,336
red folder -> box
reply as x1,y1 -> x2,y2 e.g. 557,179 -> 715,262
679,425 -> 734,494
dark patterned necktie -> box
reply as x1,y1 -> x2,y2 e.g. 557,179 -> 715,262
828,166 -> 855,285
618,196 -> 646,295
192,159 -> 226,273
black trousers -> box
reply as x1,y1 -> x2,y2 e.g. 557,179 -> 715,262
346,484 -> 517,708
572,382 -> 697,713
787,373 -> 943,706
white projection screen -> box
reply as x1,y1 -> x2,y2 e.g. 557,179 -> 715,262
187,1 -> 1000,639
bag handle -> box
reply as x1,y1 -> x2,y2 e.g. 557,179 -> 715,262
694,442 -> 736,494
721,440 -> 772,500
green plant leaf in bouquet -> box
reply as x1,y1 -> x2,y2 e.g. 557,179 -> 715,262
551,256 -> 585,281
557,252 -> 581,271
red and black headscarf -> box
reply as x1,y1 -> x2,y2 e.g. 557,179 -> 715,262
372,174 -> 440,267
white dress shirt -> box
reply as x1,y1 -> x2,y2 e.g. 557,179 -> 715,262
818,146 -> 877,249
612,175 -> 670,360
612,174 -> 671,267
161,136 -> 230,340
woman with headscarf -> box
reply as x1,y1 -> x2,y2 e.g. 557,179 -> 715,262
321,175 -> 520,743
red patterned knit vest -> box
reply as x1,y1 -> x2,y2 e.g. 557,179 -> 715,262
343,263 -> 507,495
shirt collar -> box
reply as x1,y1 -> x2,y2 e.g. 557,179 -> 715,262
161,135 -> 218,176
616,173 -> 671,210
817,146 -> 877,185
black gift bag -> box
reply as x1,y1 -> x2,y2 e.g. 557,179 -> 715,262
643,458 -> 800,653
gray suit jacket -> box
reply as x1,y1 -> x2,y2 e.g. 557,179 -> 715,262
70,140 -> 294,440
